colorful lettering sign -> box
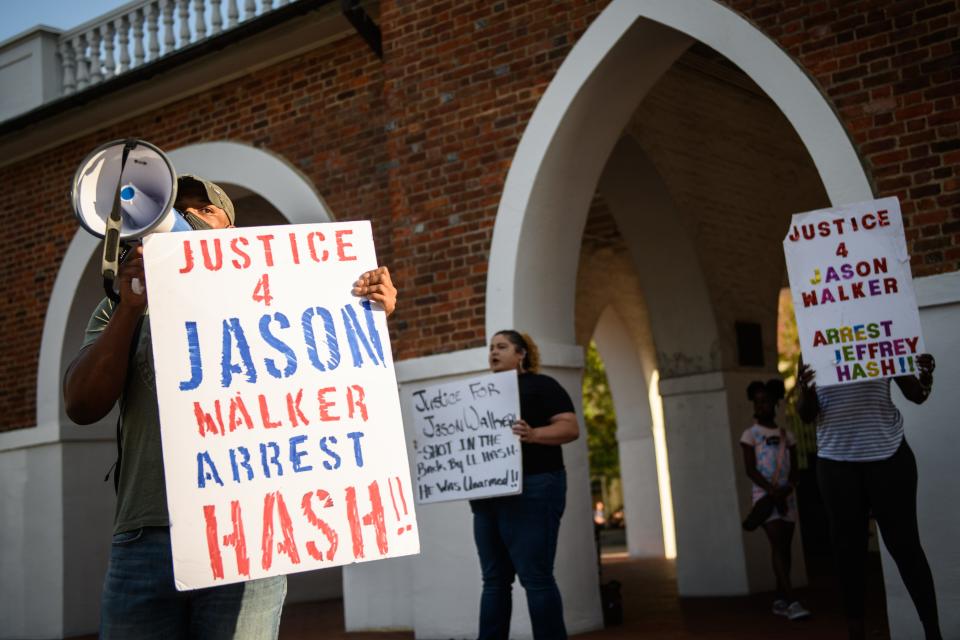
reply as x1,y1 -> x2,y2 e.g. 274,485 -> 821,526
783,197 -> 924,386
143,221 -> 419,590
405,371 -> 522,504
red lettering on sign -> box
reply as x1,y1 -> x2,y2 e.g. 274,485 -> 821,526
203,500 -> 250,579
336,229 -> 357,261
230,237 -> 251,269
261,491 -> 300,570
301,490 -> 339,561
345,481 -> 388,559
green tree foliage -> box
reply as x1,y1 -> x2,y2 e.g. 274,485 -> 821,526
582,341 -> 620,480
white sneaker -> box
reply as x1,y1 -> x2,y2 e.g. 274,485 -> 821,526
772,599 -> 789,617
786,601 -> 811,620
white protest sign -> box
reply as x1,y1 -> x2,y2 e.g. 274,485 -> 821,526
143,221 -> 419,590
405,371 -> 522,504
783,197 -> 924,387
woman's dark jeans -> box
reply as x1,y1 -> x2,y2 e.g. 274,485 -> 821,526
471,470 -> 567,640
817,441 -> 940,639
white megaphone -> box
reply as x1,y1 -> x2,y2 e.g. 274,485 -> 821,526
72,139 -> 191,300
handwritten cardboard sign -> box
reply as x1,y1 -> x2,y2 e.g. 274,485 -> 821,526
783,197 -> 924,386
405,371 -> 522,504
143,221 -> 419,590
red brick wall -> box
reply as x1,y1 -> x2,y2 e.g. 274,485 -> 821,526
1,0 -> 958,431
380,0 -> 611,359
722,0 -> 960,273
0,36 -> 390,431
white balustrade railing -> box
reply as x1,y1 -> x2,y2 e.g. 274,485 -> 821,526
57,0 -> 293,95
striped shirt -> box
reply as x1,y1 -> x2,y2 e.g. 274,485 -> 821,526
815,379 -> 903,462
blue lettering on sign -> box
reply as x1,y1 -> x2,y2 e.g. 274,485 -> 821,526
320,436 -> 341,470
342,301 -> 383,368
178,302 -> 386,394
221,317 -> 257,387
260,441 -> 283,478
230,446 -> 254,482
346,431 -> 365,467
197,451 -> 224,488
260,312 -> 297,379
179,321 -> 204,390
302,307 -> 341,372
289,434 -> 312,472
194,431 -> 370,487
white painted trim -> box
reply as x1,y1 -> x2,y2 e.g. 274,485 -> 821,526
599,136 -> 719,367
593,307 -> 653,439
394,348 -> 489,384
657,371 -> 727,397
486,14 -> 692,341
915,271 -> 960,308
639,0 -> 872,203
31,231 -> 97,444
394,343 -> 585,385
167,141 -> 334,224
3,142 -> 330,454
593,306 -> 675,559
536,341 -> 586,369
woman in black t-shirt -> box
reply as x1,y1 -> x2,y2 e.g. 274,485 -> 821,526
471,330 -> 579,640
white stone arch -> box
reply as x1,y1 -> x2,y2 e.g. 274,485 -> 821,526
598,134 -> 719,373
167,142 -> 335,224
482,0 -> 872,598
31,141 -> 333,442
0,142 -> 334,637
485,0 -> 872,343
592,304 -> 673,558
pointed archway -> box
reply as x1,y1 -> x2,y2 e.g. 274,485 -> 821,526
0,141 -> 332,637
485,0 -> 868,599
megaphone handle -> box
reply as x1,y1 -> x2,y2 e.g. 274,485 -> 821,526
102,226 -> 121,275
102,212 -> 123,303
101,140 -> 138,303
103,275 -> 121,303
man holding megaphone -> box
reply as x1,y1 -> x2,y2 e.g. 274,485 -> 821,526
64,169 -> 397,639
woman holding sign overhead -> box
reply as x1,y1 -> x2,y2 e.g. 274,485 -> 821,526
798,354 -> 941,640
471,330 -> 579,640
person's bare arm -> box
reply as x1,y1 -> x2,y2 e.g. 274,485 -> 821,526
893,353 -> 935,404
63,248 -> 147,424
354,266 -> 397,316
513,413 -> 579,446
796,357 -> 820,423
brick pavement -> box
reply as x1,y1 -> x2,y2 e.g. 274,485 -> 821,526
276,553 -> 891,640
70,552 -> 890,639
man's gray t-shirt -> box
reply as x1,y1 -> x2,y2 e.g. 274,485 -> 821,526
84,298 -> 169,534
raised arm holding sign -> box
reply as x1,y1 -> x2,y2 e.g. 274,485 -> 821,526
783,197 -> 926,386
146,220 -> 417,591
63,175 -> 405,639
781,197 -> 942,639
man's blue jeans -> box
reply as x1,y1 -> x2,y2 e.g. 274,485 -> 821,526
100,526 -> 286,639
471,470 -> 567,640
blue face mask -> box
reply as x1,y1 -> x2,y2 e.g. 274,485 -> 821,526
182,211 -> 213,231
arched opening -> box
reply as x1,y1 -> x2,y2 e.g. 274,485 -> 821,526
589,306 -> 674,561
486,0 -> 866,609
344,2 -> 880,636
15,141 -> 335,634
36,141 -> 334,438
